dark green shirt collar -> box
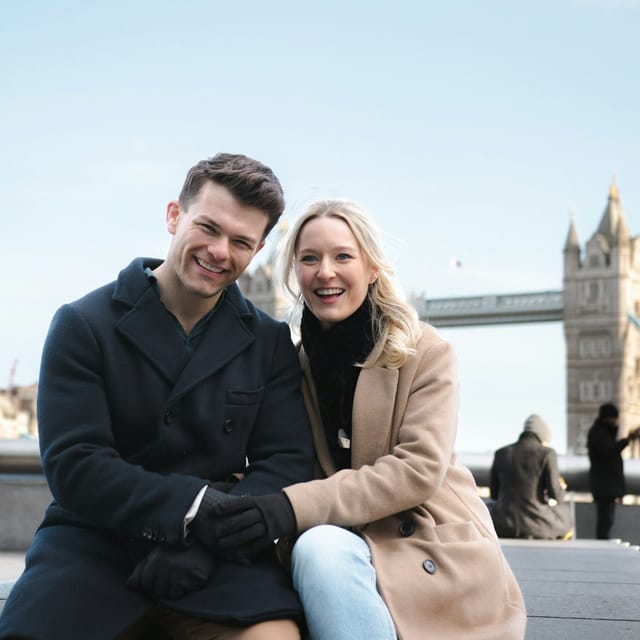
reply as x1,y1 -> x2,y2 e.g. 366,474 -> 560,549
144,267 -> 223,357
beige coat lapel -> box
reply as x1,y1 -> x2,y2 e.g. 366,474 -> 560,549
298,347 -> 337,478
351,365 -> 399,469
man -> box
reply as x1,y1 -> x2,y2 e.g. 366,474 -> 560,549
489,414 -> 574,540
0,153 -> 314,640
587,403 -> 640,539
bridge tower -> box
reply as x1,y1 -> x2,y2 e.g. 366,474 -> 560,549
563,181 -> 640,455
237,221 -> 290,322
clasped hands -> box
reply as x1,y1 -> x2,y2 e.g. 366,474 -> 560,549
127,489 -> 295,600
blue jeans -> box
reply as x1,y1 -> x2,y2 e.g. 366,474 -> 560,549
291,525 -> 397,640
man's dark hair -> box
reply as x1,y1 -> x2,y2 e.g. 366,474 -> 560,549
178,153 -> 285,237
598,402 -> 619,420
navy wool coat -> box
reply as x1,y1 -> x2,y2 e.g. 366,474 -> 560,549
0,258 -> 314,640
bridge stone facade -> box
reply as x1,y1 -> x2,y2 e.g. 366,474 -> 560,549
563,182 -> 640,456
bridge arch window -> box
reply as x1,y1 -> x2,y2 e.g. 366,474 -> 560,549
579,335 -> 612,358
579,279 -> 607,307
579,373 -> 613,401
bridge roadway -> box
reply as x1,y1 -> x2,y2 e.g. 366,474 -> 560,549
415,289 -> 564,327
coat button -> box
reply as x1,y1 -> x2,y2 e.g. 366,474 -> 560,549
422,559 -> 437,575
223,419 -> 233,434
399,519 -> 415,537
164,410 -> 174,425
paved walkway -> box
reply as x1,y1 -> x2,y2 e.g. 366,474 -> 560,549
0,553 -> 24,582
502,539 -> 640,639
2,540 -> 640,638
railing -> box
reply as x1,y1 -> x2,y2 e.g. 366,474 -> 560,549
0,439 -> 41,474
458,451 -> 640,494
2,439 -> 640,494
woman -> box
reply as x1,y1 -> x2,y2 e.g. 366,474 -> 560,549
215,200 -> 527,639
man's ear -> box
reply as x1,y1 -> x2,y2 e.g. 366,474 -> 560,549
166,201 -> 180,234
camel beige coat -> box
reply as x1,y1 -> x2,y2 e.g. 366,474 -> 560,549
284,323 -> 526,639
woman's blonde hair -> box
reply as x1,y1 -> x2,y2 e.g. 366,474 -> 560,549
278,199 -> 421,369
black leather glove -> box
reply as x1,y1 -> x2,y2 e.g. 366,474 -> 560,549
126,542 -> 216,600
189,486 -> 234,552
214,493 -> 297,559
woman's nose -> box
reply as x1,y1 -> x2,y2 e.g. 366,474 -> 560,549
317,258 -> 335,279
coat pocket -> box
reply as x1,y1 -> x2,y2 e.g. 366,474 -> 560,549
364,518 -> 522,638
221,388 -> 264,440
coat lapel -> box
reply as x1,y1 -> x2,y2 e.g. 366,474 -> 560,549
116,285 -> 188,384
114,260 -> 254,400
351,365 -> 399,468
300,345 -> 400,473
168,296 -> 253,403
299,348 -> 338,478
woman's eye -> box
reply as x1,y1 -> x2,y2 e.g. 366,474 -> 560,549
300,255 -> 318,263
337,253 -> 352,261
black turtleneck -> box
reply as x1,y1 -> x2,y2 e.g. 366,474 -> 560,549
301,299 -> 376,469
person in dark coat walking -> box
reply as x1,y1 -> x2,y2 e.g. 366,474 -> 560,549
489,414 -> 574,540
0,153 -> 315,640
587,403 -> 640,539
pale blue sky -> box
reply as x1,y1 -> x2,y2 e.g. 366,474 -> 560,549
2,0 -> 639,452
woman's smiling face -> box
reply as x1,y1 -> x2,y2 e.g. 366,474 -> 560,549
295,215 -> 378,329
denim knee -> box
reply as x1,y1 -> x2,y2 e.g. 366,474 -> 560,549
292,525 -> 370,579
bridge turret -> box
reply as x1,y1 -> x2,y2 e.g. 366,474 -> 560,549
594,177 -> 627,248
563,216 -> 581,274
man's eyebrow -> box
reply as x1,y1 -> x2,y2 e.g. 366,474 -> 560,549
194,214 -> 260,246
235,233 -> 260,246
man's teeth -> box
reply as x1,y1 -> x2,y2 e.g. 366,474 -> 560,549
316,288 -> 343,296
196,258 -> 223,273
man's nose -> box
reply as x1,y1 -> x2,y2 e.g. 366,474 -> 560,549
208,236 -> 230,261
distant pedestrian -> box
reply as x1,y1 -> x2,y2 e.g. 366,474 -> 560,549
587,403 -> 640,539
489,414 -> 574,539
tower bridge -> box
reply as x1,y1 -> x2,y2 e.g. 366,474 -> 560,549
240,181 -> 640,457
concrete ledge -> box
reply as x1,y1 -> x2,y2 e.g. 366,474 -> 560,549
0,474 -> 52,550
0,581 -> 13,615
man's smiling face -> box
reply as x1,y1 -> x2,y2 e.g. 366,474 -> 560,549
163,180 -> 267,306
